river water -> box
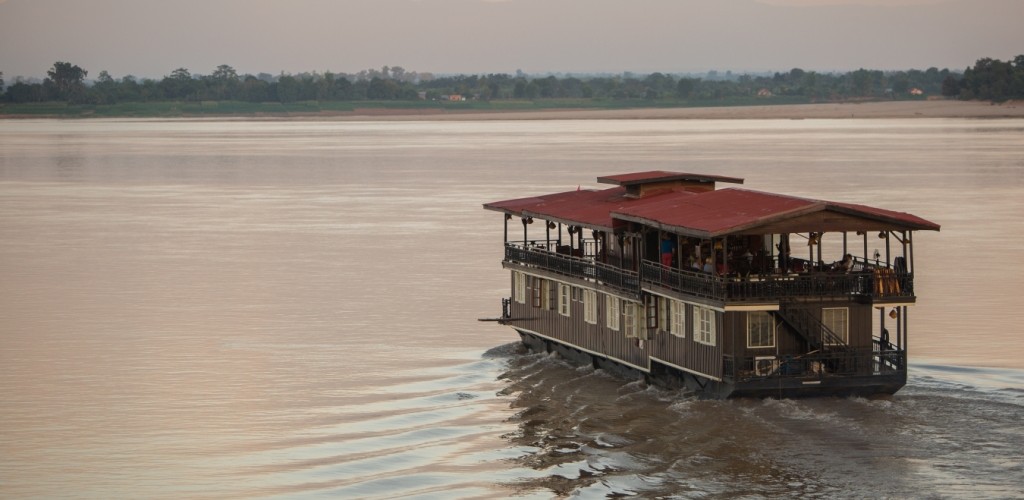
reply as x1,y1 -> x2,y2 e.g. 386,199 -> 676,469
1,117 -> 1022,498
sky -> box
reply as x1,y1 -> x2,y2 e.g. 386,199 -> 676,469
1,0 -> 1021,80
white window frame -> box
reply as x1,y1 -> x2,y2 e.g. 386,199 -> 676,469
583,289 -> 598,324
670,300 -> 685,338
822,307 -> 849,344
624,302 -> 638,338
696,306 -> 717,346
513,272 -> 526,304
746,311 -> 776,348
605,295 -> 620,331
558,283 -> 571,317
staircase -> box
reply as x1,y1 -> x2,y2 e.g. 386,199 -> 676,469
773,303 -> 849,352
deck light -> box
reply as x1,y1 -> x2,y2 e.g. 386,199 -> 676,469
889,308 -> 899,319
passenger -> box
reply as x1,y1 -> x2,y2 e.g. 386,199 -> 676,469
703,257 -> 714,274
660,236 -> 676,267
833,253 -> 854,272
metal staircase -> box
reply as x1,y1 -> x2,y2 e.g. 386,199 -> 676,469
773,303 -> 849,352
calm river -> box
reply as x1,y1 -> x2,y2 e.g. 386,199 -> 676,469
1,117 -> 1022,498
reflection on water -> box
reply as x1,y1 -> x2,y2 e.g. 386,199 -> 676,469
1,118 -> 1022,498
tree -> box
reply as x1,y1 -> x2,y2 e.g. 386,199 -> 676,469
92,70 -> 118,104
212,64 -> 238,81
45,61 -> 88,101
161,68 -> 196,100
676,78 -> 698,99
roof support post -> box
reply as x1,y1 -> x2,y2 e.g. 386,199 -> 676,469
909,231 -> 915,274
545,220 -> 551,250
723,237 -> 729,275
863,231 -> 868,265
885,231 -> 891,267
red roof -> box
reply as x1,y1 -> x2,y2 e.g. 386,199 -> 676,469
484,172 -> 940,236
612,188 -> 940,236
484,186 -> 676,231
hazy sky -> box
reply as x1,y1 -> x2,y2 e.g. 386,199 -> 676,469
1,0 -> 1021,79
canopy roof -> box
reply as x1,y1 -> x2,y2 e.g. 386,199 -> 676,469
484,172 -> 940,236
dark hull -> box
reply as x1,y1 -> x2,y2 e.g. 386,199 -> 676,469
517,329 -> 905,399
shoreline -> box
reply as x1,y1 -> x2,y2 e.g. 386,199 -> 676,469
331,99 -> 1023,121
2,99 -> 1022,121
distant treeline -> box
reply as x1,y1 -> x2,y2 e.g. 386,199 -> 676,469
1,56 -> 1021,107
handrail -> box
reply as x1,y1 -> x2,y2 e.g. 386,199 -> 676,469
723,348 -> 906,381
504,243 -> 639,295
775,305 -> 849,351
505,243 -> 914,302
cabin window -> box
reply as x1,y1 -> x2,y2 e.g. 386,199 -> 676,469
645,295 -> 658,329
583,289 -> 598,324
624,303 -> 638,338
696,306 -> 717,346
531,277 -> 550,309
747,311 -> 775,348
605,295 -> 620,331
513,272 -> 526,304
670,300 -> 685,338
822,307 -> 849,344
571,286 -> 580,302
658,297 -> 670,332
558,284 -> 571,317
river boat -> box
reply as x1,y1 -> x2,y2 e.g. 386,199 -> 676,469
483,171 -> 940,398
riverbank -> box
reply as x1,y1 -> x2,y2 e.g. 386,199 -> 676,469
327,99 -> 1024,121
2,99 -> 1022,121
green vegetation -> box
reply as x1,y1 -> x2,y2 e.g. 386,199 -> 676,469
941,56 -> 1024,102
0,57 -> 1019,117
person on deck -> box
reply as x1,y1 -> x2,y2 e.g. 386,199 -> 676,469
660,236 -> 676,267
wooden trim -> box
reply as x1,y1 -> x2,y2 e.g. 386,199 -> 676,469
650,356 -> 722,382
516,327 -> 650,373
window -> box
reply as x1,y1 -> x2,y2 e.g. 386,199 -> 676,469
606,295 -> 620,331
583,289 -> 598,324
513,272 -> 526,304
747,311 -> 775,348
531,277 -> 551,309
624,302 -> 638,338
558,283 -> 571,317
658,297 -> 670,332
822,307 -> 849,344
696,306 -> 717,346
670,300 -> 685,338
645,296 -> 658,329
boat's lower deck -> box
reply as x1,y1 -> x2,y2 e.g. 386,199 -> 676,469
516,329 -> 905,399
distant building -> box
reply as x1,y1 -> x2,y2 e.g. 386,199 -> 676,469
909,88 -> 924,96
757,88 -> 773,97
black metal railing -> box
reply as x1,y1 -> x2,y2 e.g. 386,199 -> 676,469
774,305 -> 849,351
722,347 -> 906,382
643,260 -> 913,302
504,243 -> 638,295
507,243 -> 913,302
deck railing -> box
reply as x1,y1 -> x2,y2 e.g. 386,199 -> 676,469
722,347 -> 905,382
642,261 -> 914,302
506,243 -> 914,302
504,243 -> 639,295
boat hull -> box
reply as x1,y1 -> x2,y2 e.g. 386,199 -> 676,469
516,329 -> 904,399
